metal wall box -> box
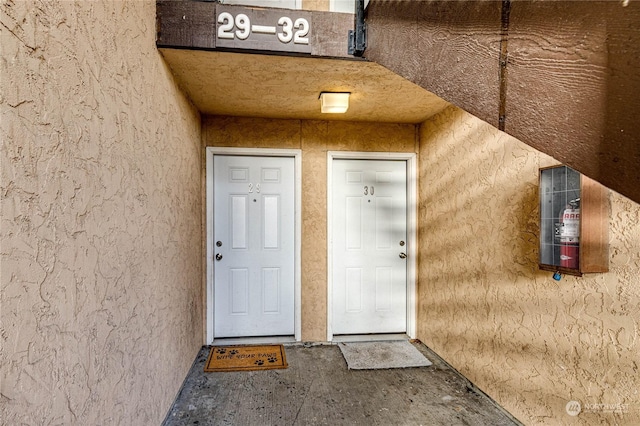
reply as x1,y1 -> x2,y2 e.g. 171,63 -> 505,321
539,165 -> 609,276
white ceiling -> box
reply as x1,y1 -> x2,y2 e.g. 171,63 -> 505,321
159,49 -> 449,123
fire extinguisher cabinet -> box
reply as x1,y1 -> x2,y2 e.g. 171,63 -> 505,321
539,165 -> 609,276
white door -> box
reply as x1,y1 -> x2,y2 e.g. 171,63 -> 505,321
213,155 -> 295,338
332,159 -> 407,334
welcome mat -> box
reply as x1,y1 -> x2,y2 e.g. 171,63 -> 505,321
338,340 -> 432,370
204,344 -> 287,372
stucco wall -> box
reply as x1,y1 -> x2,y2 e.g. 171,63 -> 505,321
418,106 -> 640,425
203,116 -> 417,342
1,1 -> 202,424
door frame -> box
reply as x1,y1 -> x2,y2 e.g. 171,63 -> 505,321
206,147 -> 302,344
327,151 -> 418,342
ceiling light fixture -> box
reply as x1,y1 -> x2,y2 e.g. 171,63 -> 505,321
319,92 -> 350,114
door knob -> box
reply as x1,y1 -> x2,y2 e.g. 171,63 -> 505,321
215,253 -> 223,261
399,252 -> 407,259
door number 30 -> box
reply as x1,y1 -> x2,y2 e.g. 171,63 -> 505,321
217,12 -> 310,45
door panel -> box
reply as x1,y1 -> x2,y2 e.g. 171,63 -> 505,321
231,196 -> 248,249
346,197 -> 363,249
263,195 -> 280,249
332,159 -> 407,335
230,268 -> 249,314
345,268 -> 363,312
214,155 -> 295,338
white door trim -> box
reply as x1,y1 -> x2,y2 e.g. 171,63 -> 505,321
206,147 -> 302,345
327,151 -> 417,342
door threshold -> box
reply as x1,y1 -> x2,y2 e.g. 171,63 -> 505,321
211,335 -> 297,346
332,333 -> 409,343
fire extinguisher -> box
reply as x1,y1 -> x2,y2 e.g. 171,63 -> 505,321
559,198 -> 580,269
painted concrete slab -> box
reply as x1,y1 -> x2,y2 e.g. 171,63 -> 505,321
163,342 -> 520,425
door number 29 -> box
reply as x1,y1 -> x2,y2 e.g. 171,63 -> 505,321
217,12 -> 310,45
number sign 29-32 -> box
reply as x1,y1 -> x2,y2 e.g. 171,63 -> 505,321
215,6 -> 312,54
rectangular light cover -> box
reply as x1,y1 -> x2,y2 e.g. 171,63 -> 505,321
320,92 -> 350,113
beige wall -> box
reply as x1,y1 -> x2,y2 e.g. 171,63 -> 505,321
1,1 -> 203,424
418,106 -> 640,425
302,0 -> 330,11
203,116 -> 417,341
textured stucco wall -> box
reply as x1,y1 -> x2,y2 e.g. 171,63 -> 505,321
203,116 -> 417,342
1,1 -> 203,424
418,106 -> 640,425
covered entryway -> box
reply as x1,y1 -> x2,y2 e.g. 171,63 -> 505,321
206,148 -> 302,344
327,152 -> 418,341
159,2 -> 442,345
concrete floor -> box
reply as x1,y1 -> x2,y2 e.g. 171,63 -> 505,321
163,341 -> 520,426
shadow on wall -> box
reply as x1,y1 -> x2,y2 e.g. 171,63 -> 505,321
417,106 -> 640,425
421,107 -> 540,279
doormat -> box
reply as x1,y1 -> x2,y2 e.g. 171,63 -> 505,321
204,345 -> 288,372
338,340 -> 432,370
